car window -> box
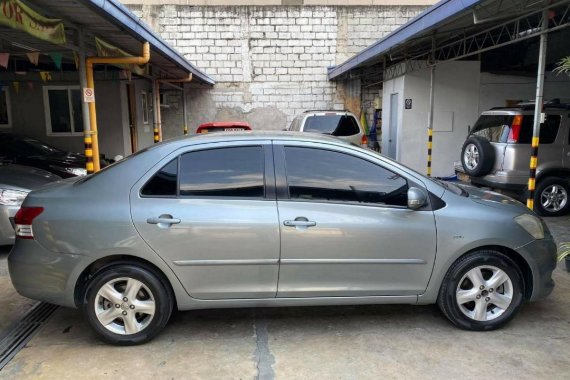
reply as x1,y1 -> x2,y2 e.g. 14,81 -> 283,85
284,147 -> 408,207
141,158 -> 178,197
304,115 -> 360,136
519,115 -> 560,144
471,115 -> 513,143
179,146 -> 264,198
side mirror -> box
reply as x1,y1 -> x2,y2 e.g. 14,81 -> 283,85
407,187 -> 427,210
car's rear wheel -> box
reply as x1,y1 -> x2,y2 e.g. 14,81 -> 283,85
461,136 -> 495,177
534,177 -> 570,217
83,264 -> 173,345
438,250 -> 524,331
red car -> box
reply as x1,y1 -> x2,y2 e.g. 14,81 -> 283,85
196,122 -> 252,134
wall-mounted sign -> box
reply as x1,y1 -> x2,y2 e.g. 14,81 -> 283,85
83,88 -> 95,103
0,0 -> 66,45
405,98 -> 412,109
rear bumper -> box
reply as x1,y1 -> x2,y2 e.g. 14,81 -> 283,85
8,239 -> 92,308
515,238 -> 557,301
0,205 -> 18,246
454,165 -> 527,191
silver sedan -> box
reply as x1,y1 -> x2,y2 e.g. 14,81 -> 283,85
8,132 -> 557,345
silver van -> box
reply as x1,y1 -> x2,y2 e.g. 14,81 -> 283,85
456,104 -> 570,216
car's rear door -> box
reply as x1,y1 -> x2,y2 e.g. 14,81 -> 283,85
130,140 -> 280,299
273,142 -> 437,297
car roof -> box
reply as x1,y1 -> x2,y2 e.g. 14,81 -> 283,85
164,130 -> 351,146
197,122 -> 252,128
301,110 -> 354,115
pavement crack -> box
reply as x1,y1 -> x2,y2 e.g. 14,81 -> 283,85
252,313 -> 275,380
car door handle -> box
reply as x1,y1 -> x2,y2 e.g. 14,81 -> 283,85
283,220 -> 316,227
147,217 -> 181,225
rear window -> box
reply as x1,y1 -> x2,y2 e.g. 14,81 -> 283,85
303,115 -> 360,136
470,115 -> 513,143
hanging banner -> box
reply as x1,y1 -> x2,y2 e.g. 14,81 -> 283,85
39,71 -> 51,82
12,81 -> 19,94
95,37 -> 148,76
49,52 -> 62,69
73,51 -> 79,70
26,52 -> 39,65
0,53 -> 9,68
0,0 -> 66,45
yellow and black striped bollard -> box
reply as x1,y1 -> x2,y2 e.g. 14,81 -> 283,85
153,127 -> 160,143
84,134 -> 94,174
526,136 -> 540,210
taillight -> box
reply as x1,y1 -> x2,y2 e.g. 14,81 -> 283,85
14,207 -> 43,240
361,134 -> 368,147
508,115 -> 523,143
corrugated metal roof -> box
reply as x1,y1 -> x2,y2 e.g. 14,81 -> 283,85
0,0 -> 214,85
328,0 -> 482,80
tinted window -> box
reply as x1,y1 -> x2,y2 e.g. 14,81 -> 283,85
179,147 -> 264,197
304,115 -> 360,136
471,115 -> 513,143
141,159 -> 178,196
284,147 -> 408,206
518,115 -> 560,144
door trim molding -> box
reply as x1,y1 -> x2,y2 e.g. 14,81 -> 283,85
173,259 -> 279,266
280,258 -> 426,265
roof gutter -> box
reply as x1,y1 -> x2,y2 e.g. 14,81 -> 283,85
327,0 -> 483,81
79,0 -> 215,85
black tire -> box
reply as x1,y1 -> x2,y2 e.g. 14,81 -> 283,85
461,136 -> 495,177
83,264 -> 173,345
565,256 -> 570,272
533,177 -> 570,217
437,250 -> 524,331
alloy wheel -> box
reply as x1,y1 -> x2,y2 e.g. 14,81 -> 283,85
94,277 -> 156,335
455,265 -> 513,322
540,184 -> 568,213
463,143 -> 479,170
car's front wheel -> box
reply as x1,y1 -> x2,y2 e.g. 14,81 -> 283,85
83,264 -> 173,345
438,250 -> 524,330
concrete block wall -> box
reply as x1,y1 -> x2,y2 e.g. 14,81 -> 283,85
126,4 -> 427,134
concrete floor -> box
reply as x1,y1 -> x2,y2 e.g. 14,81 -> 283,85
1,218 -> 569,380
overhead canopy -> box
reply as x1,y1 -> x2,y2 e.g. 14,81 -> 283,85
0,0 -> 214,85
328,0 -> 570,83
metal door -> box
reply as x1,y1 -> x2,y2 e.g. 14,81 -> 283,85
130,142 -> 280,300
274,143 -> 437,298
388,93 -> 399,159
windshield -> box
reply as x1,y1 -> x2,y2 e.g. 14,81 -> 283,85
21,138 -> 63,155
304,115 -> 360,136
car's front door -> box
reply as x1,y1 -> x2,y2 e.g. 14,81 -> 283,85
130,141 -> 280,299
274,143 -> 437,298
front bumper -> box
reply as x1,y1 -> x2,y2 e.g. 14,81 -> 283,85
8,239 -> 93,308
516,238 -> 557,301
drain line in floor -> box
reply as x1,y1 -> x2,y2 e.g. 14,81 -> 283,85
0,302 -> 59,370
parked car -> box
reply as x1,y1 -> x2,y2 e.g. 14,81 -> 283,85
0,132 -> 89,178
456,103 -> 570,216
0,164 -> 60,245
289,110 -> 367,147
196,122 -> 252,134
9,132 -> 556,345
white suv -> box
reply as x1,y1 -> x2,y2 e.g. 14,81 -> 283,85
289,111 -> 367,147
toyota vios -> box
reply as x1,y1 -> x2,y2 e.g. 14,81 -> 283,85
9,132 -> 556,345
